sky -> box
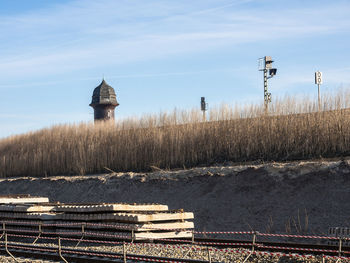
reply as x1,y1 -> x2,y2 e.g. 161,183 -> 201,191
0,0 -> 350,138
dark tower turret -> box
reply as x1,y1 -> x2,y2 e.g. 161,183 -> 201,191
89,80 -> 119,122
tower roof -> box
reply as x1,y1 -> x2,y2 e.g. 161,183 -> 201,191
90,79 -> 119,107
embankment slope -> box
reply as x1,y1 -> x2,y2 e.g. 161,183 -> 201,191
0,159 -> 349,234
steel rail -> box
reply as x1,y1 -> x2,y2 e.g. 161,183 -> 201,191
0,236 -> 350,262
2,227 -> 350,260
185,237 -> 350,256
0,242 -> 214,263
4,228 -> 350,257
4,235 -> 350,259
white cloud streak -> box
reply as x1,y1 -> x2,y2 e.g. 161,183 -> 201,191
0,0 -> 349,78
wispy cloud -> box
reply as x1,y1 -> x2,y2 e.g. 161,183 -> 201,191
0,0 -> 349,78
0,67 -> 246,89
0,112 -> 90,122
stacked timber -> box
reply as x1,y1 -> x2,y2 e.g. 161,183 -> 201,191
0,195 -> 194,240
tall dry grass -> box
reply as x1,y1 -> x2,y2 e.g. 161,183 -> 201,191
1,90 -> 350,178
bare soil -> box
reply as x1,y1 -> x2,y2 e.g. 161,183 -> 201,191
0,159 -> 349,235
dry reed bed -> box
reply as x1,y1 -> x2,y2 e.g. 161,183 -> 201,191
1,92 -> 350,178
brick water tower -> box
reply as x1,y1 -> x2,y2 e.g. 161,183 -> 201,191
89,79 -> 119,122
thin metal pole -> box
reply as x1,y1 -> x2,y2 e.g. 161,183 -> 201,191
252,232 -> 257,252
123,241 -> 127,263
264,69 -> 268,114
318,83 -> 321,111
33,223 -> 42,244
0,223 -> 6,239
339,238 -> 342,257
58,237 -> 69,263
207,247 -> 212,263
5,233 -> 18,262
75,223 -> 85,247
183,230 -> 195,258
242,251 -> 253,263
243,232 -> 256,263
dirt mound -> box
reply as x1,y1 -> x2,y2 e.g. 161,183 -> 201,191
0,159 -> 349,234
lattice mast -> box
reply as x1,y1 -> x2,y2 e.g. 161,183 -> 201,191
258,56 -> 277,113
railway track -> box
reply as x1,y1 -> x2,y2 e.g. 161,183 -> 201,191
0,219 -> 348,261
0,232 -> 349,262
7,230 -> 344,258
0,242 -> 211,263
160,237 -> 350,259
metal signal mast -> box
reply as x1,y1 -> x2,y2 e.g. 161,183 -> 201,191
259,56 -> 277,113
201,97 -> 208,121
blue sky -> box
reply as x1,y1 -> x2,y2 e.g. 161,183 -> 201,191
0,0 -> 350,138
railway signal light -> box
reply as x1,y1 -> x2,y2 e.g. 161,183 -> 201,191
315,71 -> 323,85
259,56 -> 277,113
315,71 -> 323,111
201,97 -> 208,121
